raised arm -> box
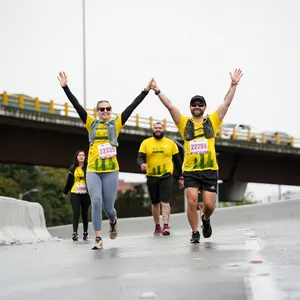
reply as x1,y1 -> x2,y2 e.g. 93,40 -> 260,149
151,79 -> 181,125
57,72 -> 87,123
216,69 -> 243,121
121,78 -> 153,126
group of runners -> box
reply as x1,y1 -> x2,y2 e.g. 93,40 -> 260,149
59,69 -> 243,249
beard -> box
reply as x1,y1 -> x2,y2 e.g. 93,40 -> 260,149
153,131 -> 164,139
191,109 -> 204,117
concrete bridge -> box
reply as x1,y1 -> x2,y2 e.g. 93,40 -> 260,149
1,98 -> 300,202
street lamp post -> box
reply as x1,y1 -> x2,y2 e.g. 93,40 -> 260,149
19,188 -> 39,200
82,0 -> 87,108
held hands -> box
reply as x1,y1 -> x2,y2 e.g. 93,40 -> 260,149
230,69 -> 243,85
63,193 -> 68,199
150,79 -> 160,93
144,78 -> 154,92
144,78 -> 160,93
57,71 -> 68,87
141,163 -> 147,172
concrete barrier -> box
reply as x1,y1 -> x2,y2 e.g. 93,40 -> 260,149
0,196 -> 52,244
47,199 -> 300,239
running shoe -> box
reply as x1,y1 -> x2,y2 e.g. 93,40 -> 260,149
92,237 -> 103,250
83,232 -> 89,241
162,224 -> 170,236
190,231 -> 200,243
72,232 -> 78,241
153,224 -> 162,236
201,214 -> 212,238
109,219 -> 118,239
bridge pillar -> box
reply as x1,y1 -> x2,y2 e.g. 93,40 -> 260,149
219,180 -> 248,202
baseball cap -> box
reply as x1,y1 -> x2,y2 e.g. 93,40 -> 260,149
190,95 -> 206,106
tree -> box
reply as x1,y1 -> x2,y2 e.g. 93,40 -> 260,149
0,177 -> 20,198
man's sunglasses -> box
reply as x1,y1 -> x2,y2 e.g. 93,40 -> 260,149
190,103 -> 205,107
97,107 -> 112,112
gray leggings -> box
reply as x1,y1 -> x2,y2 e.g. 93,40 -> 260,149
86,171 -> 119,231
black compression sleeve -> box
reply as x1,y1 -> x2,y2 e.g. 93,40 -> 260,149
173,153 -> 183,178
137,152 -> 146,167
62,85 -> 87,123
121,90 -> 149,126
63,172 -> 73,194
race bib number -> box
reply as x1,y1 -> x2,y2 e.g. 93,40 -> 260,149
98,143 -> 117,159
76,184 -> 87,194
190,139 -> 208,154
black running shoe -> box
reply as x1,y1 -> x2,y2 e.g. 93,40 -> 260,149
201,214 -> 212,238
83,232 -> 89,241
72,232 -> 78,241
190,231 -> 200,243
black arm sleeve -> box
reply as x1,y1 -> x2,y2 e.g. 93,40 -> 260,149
121,90 -> 149,126
137,152 -> 146,167
173,153 -> 183,178
62,85 -> 87,123
63,172 -> 74,194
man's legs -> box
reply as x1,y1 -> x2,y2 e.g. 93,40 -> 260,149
185,187 -> 199,232
159,176 -> 173,235
152,203 -> 160,225
147,177 -> 161,235
202,190 -> 216,221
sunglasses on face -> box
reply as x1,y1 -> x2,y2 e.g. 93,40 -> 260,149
97,107 -> 112,112
190,103 -> 205,107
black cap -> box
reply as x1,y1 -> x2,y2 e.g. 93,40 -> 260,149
190,95 -> 206,106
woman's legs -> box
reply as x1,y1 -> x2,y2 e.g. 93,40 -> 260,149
102,171 -> 119,223
86,172 -> 103,237
80,193 -> 91,233
70,193 -> 81,234
102,171 -> 119,239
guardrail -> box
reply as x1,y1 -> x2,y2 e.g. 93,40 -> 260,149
1,91 -> 299,147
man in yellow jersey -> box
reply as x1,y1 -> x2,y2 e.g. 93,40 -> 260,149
151,69 -> 243,243
137,122 -> 184,236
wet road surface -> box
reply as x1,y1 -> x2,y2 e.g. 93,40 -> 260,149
1,217 -> 300,300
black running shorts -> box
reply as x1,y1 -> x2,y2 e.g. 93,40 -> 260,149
146,174 -> 173,204
183,170 -> 218,193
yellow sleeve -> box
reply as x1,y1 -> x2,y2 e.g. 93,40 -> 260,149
84,115 -> 96,133
172,141 -> 179,155
176,115 -> 189,139
138,140 -> 147,154
115,114 -> 124,136
209,111 -> 223,137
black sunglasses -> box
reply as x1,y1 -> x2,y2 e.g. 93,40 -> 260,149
97,107 -> 112,112
190,103 -> 205,107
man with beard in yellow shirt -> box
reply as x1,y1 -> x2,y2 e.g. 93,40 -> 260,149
137,122 -> 184,235
151,69 -> 243,243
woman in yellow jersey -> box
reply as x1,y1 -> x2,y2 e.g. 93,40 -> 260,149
63,150 -> 90,241
58,71 -> 153,250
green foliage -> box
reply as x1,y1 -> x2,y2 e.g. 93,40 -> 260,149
0,177 -> 20,198
0,164 -> 186,226
0,164 -> 72,226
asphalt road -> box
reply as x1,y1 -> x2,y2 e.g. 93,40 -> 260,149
1,211 -> 300,300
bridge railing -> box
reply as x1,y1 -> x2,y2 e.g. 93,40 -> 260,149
1,91 -> 299,147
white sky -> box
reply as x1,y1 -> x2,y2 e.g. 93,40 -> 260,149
1,0 -> 300,200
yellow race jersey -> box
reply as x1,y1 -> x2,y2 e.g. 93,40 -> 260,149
177,111 -> 222,172
71,167 -> 88,194
138,137 -> 179,177
85,114 -> 123,173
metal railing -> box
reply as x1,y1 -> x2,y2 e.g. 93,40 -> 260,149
0,91 -> 299,147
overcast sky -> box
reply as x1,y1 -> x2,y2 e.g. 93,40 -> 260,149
1,0 -> 299,200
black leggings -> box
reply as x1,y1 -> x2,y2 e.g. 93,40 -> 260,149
70,193 -> 91,233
